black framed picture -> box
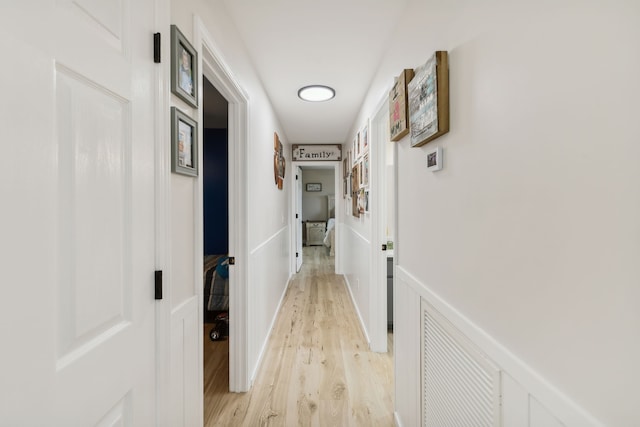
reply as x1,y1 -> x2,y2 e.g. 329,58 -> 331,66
171,107 -> 198,177
306,183 -> 322,192
171,25 -> 198,108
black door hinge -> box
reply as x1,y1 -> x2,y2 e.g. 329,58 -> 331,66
153,33 -> 161,63
228,257 -> 236,265
155,270 -> 163,300
296,175 -> 298,180
296,213 -> 299,219
381,244 -> 387,251
296,252 -> 299,258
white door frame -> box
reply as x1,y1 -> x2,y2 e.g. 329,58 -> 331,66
295,166 -> 303,272
154,1 -> 172,425
290,161 -> 341,275
194,17 -> 250,392
369,95 -> 392,353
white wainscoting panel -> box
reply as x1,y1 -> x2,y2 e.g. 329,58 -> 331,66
247,227 -> 291,382
502,373 -> 530,427
340,224 -> 371,343
169,296 -> 200,427
531,397 -> 566,427
394,276 -> 421,427
395,266 -> 603,427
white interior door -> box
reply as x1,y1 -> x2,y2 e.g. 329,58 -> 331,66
0,1 -> 158,425
296,166 -> 304,271
370,100 -> 393,352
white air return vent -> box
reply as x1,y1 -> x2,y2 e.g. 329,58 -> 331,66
421,299 -> 502,427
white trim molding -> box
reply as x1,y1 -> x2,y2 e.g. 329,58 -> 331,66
153,1 -> 172,425
194,15 -> 251,393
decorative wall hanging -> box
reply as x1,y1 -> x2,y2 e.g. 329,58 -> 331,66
362,154 -> 369,187
351,164 -> 360,218
408,51 -> 449,147
357,188 -> 366,215
171,107 -> 198,176
361,123 -> 369,154
274,132 -> 285,189
364,190 -> 370,213
292,144 -> 342,161
389,69 -> 414,141
306,183 -> 322,192
170,25 -> 198,108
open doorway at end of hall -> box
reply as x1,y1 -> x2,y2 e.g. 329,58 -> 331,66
202,75 -> 230,416
297,165 -> 337,272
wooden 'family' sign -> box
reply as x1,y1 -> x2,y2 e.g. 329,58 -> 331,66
292,144 -> 342,161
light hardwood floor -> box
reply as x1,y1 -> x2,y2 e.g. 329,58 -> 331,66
204,246 -> 394,426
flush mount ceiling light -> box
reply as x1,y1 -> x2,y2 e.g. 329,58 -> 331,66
298,85 -> 335,102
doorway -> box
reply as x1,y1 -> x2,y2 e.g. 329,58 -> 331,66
291,162 -> 341,275
370,97 -> 396,353
195,16 -> 250,397
202,76 -> 231,411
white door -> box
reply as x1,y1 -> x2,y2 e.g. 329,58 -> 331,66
296,166 -> 304,271
371,101 -> 394,352
0,1 -> 158,425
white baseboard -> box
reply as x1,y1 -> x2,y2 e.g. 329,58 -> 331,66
342,274 -> 371,346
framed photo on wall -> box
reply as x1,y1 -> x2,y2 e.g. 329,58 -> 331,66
389,69 -> 414,141
361,123 -> 369,154
171,107 -> 198,177
171,25 -> 198,108
365,190 -> 370,213
363,154 -> 369,187
351,164 -> 360,218
408,51 -> 449,147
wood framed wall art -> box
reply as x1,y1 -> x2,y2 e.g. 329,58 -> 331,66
351,164 -> 360,218
274,132 -> 285,190
389,69 -> 414,141
408,51 -> 449,147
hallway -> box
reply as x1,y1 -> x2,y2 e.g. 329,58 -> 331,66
204,246 -> 394,426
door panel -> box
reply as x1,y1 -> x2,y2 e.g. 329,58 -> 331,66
56,66 -> 131,361
0,1 -> 157,425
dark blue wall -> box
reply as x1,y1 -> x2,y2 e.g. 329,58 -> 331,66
203,129 -> 228,255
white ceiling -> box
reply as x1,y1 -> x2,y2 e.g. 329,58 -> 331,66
220,0 -> 409,144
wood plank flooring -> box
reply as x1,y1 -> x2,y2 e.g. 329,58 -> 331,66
203,246 -> 394,426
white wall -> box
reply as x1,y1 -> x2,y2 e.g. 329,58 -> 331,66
301,168 -> 335,221
169,0 -> 291,423
352,0 -> 640,426
339,130 -> 374,343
